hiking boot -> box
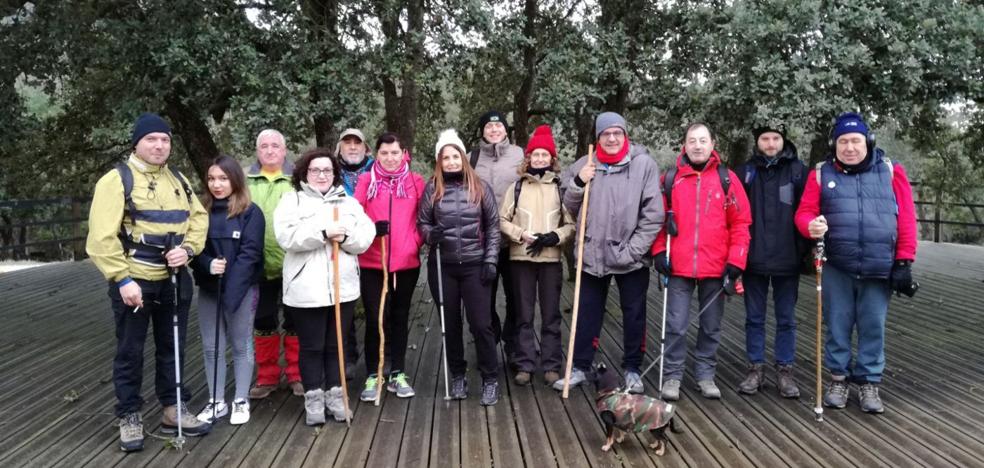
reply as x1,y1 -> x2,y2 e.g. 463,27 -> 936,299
737,363 -> 764,395
551,368 -> 587,391
776,364 -> 800,399
229,399 -> 250,425
859,383 -> 885,414
514,371 -> 531,386
823,379 -> 849,409
544,371 -> 561,386
118,412 -> 144,452
361,375 -> 380,402
196,399 -> 228,423
249,384 -> 278,400
304,389 -> 326,426
450,376 -> 468,400
660,379 -> 681,401
162,404 -> 212,436
326,387 -> 352,422
624,371 -> 644,394
388,373 -> 416,398
697,380 -> 722,399
480,380 -> 500,406
288,380 -> 305,397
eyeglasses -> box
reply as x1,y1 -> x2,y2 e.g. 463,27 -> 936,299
599,130 -> 625,140
308,168 -> 333,177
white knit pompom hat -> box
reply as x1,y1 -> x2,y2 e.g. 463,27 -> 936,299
434,129 -> 467,160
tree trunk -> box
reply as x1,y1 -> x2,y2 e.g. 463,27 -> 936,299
302,0 -> 340,148
512,0 -> 538,147
379,0 -> 424,152
164,93 -> 220,183
807,132 -> 829,167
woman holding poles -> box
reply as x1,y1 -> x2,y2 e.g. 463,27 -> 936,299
417,129 -> 502,406
192,155 -> 265,425
498,125 -> 574,387
274,148 -> 375,425
355,132 -> 426,401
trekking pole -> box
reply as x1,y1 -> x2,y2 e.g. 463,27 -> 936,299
212,245 -> 225,423
375,236 -> 389,406
658,210 -> 676,393
814,240 -> 826,423
331,206 -> 351,427
165,232 -> 185,449
563,145 -> 594,399
435,245 -> 451,401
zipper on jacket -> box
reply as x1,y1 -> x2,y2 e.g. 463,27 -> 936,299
856,173 -> 864,277
456,185 -> 463,264
693,174 -> 702,277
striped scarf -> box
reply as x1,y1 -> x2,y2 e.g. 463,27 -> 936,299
366,157 -> 411,200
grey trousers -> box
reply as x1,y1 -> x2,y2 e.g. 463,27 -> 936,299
662,276 -> 725,382
198,286 -> 258,402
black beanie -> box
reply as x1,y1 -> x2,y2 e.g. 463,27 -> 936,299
131,113 -> 172,147
752,125 -> 786,141
478,110 -> 509,131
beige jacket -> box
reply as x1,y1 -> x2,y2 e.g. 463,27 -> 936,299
499,171 -> 574,262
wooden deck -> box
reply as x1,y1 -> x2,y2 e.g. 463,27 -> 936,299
1,241 -> 982,467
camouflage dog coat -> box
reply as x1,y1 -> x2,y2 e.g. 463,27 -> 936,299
596,391 -> 675,432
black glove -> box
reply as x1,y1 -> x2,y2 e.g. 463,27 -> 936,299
374,220 -> 390,237
890,260 -> 918,297
480,262 -> 498,284
652,251 -> 671,276
722,264 -> 743,296
427,226 -> 444,246
525,232 -> 561,257
724,264 -> 743,280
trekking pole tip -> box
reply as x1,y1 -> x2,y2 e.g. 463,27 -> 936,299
813,406 -> 824,422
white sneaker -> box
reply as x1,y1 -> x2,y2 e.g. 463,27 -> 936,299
326,386 -> 352,422
229,399 -> 250,425
196,400 -> 228,423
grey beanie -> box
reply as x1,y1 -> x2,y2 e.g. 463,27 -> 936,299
595,112 -> 627,140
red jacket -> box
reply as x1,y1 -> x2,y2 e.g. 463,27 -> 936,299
651,152 -> 752,279
794,160 -> 917,261
355,171 -> 427,272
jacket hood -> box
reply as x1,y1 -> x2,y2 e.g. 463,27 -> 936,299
520,170 -> 559,184
300,182 -> 347,200
247,158 -> 295,176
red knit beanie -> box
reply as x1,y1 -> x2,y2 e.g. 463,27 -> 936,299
525,125 -> 557,158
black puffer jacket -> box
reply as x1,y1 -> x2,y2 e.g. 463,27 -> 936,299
417,175 -> 500,265
734,142 -> 809,276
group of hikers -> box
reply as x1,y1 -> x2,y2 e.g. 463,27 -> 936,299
86,109 -> 917,452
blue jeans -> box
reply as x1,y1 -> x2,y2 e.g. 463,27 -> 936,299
743,273 -> 799,365
822,264 -> 892,384
662,276 -> 725,382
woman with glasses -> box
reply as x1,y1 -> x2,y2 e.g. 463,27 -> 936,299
274,148 -> 375,425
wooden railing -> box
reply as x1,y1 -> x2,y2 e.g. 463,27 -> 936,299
0,198 -> 90,261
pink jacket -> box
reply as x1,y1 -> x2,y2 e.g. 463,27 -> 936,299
355,170 -> 426,272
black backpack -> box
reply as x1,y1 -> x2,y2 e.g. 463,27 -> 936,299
115,162 -> 194,248
661,162 -> 731,211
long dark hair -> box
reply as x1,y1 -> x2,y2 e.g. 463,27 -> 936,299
204,155 -> 251,218
292,147 -> 341,191
432,144 -> 483,205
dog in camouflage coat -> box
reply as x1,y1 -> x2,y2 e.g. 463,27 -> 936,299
594,364 -> 679,455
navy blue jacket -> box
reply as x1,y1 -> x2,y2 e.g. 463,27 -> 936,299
192,200 -> 265,313
820,149 -> 898,279
735,143 -> 808,276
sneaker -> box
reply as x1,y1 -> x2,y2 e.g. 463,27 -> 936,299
660,379 -> 681,401
776,364 -> 800,399
229,399 -> 250,425
387,373 -> 416,398
737,363 -> 764,395
161,404 -> 212,436
361,375 -> 380,402
624,371 -> 644,394
543,371 -> 561,386
118,412 -> 144,452
514,371 -> 531,386
196,400 -> 228,423
326,387 -> 352,422
859,383 -> 885,414
697,380 -> 721,399
480,380 -> 500,406
450,375 -> 468,400
248,384 -> 277,400
551,368 -> 587,391
823,379 -> 849,409
304,389 -> 326,426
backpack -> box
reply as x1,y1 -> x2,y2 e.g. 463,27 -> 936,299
661,162 -> 731,211
469,147 -> 481,168
115,162 -> 194,250
510,176 -> 563,224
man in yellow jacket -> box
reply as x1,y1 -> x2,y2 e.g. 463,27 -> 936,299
86,113 -> 210,452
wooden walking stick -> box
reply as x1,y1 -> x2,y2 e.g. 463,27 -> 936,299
562,145 -> 594,399
814,240 -> 826,423
332,205 -> 351,426
375,237 -> 389,406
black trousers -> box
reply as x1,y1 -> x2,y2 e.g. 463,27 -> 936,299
428,259 -> 498,380
253,278 -> 295,333
491,249 -> 517,355
109,269 -> 193,418
287,302 -> 355,390
361,267 -> 421,376
511,261 -> 564,373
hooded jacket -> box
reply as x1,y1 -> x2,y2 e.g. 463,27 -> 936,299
562,143 -> 664,277
354,169 -> 426,272
247,160 -> 295,280
472,139 -> 524,202
499,170 -> 574,262
734,143 -> 808,276
651,151 -> 752,279
274,183 -> 375,307
191,200 -> 265,313
417,177 -> 501,265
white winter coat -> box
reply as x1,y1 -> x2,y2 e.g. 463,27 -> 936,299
274,183 -> 375,307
